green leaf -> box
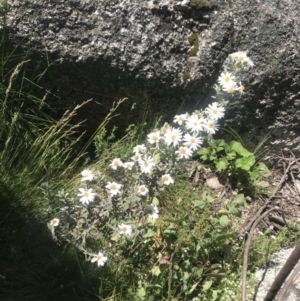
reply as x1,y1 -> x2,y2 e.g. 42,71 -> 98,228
233,194 -> 245,206
215,158 -> 228,171
249,170 -> 259,181
219,215 -> 230,227
143,229 -> 156,238
198,147 -> 210,156
187,282 -> 200,295
152,197 -> 159,206
229,141 -> 252,157
226,204 -> 240,216
193,200 -> 206,208
153,153 -> 160,164
136,287 -> 146,300
151,266 -> 161,276
203,280 -> 213,291
212,290 -> 219,300
226,151 -> 236,160
235,155 -> 256,171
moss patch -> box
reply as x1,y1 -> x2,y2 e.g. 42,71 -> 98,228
190,0 -> 211,9
188,33 -> 199,57
182,71 -> 191,81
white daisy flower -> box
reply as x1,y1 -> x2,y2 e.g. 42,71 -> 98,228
173,113 -> 187,125
105,181 -> 122,196
81,169 -> 94,181
123,162 -> 134,170
131,153 -> 142,163
222,82 -> 238,94
138,185 -> 149,196
118,224 -> 132,236
204,120 -> 219,135
78,188 -> 96,205
231,51 -> 247,63
231,51 -> 254,68
175,146 -> 193,159
161,174 -> 174,185
185,115 -> 205,133
50,218 -> 60,227
145,205 -> 159,220
139,156 -> 155,174
218,71 -> 236,88
183,133 -> 203,151
109,158 -> 123,170
147,131 -> 161,144
133,144 -> 147,154
164,127 -> 182,147
91,252 -> 107,267
238,83 -> 245,95
205,102 -> 225,120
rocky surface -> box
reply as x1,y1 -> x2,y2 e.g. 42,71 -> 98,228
252,247 -> 300,301
2,0 -> 300,151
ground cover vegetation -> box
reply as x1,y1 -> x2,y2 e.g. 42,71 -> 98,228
1,4 -> 300,300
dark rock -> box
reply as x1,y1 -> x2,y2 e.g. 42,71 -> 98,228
2,0 -> 300,153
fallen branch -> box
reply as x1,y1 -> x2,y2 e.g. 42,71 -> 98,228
275,252 -> 300,301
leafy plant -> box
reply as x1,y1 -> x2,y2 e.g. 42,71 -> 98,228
198,139 -> 270,193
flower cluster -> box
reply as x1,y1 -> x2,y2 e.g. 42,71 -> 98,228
48,51 -> 253,269
217,51 -> 253,95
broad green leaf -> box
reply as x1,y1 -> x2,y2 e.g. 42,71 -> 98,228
151,266 -> 161,276
215,158 -> 228,171
226,151 -> 236,160
212,290 -> 219,300
229,140 -> 252,157
152,197 -> 159,206
198,147 -> 210,155
235,155 -> 256,171
202,280 -> 213,291
233,193 -> 245,206
143,229 -> 156,238
249,170 -> 259,181
226,204 -> 239,216
193,200 -> 206,208
184,272 -> 190,280
154,153 -> 160,164
219,215 -> 230,227
136,287 -> 146,300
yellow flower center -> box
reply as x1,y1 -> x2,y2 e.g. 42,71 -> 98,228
122,226 -> 127,232
162,176 -> 169,182
110,184 -> 116,190
144,161 -> 149,167
96,254 -> 102,260
190,137 -> 195,143
239,85 -> 245,91
171,134 -> 176,141
224,76 -> 230,82
180,148 -> 186,154
228,87 -> 235,93
212,108 -> 218,114
207,122 -> 213,128
83,191 -> 89,197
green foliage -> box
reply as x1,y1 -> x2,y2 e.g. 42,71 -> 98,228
190,0 -> 211,9
198,139 -> 270,193
188,33 -> 199,57
182,71 -> 191,81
